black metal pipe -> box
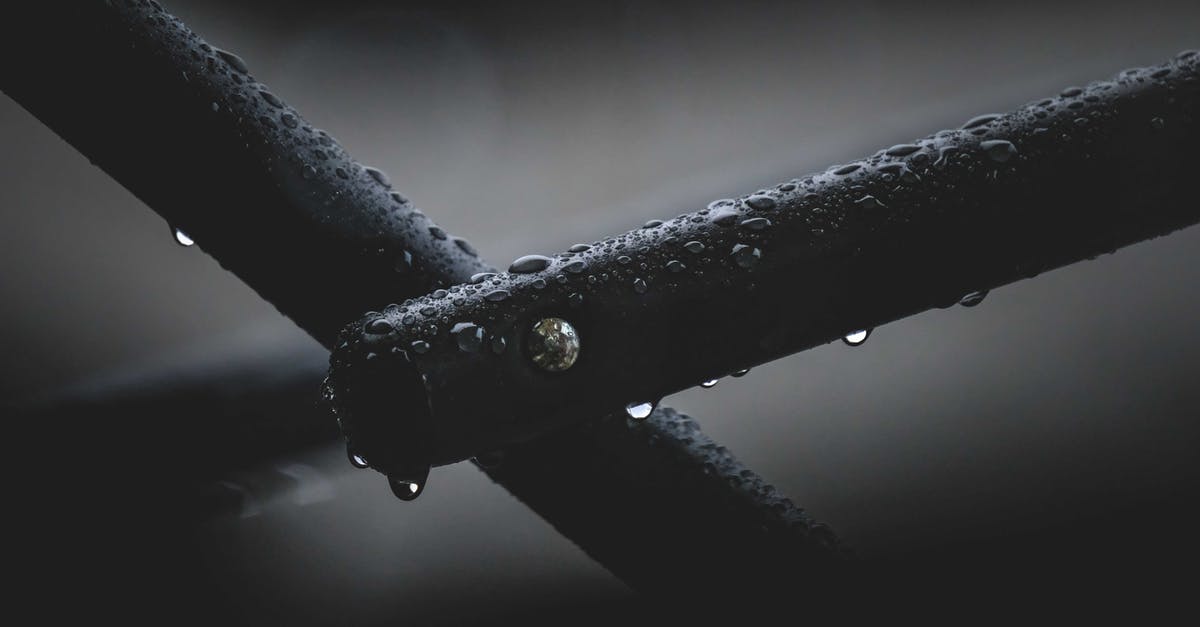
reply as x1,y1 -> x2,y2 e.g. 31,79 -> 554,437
2,0 -> 490,348
326,52 -> 1200,473
2,0 -> 847,597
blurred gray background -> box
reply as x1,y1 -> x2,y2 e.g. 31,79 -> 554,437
3,0 -> 1198,622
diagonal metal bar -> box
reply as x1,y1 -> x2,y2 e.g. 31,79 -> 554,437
2,0 -> 846,598
327,51 -> 1200,470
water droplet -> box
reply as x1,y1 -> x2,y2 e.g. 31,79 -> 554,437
854,195 -> 885,209
980,139 -> 1017,163
454,238 -> 478,256
452,322 -> 484,352
1150,116 -> 1165,129
365,167 -> 391,188
568,244 -> 592,253
745,194 -> 777,210
347,445 -> 369,469
259,90 -> 283,108
484,289 -> 510,302
731,244 -> 761,268
280,113 -> 298,129
843,329 -> 871,346
731,368 -> 751,378
833,164 -> 861,175
410,340 -> 430,354
428,225 -> 447,240
335,167 -> 348,179
961,113 -> 1002,129
701,379 -> 719,389
739,217 -> 771,231
215,48 -> 248,74
684,241 -> 705,254
625,401 -> 654,420
172,227 -> 194,247
643,219 -> 663,228
959,290 -> 988,307
666,260 -> 686,273
563,260 -> 587,274
301,164 -> 316,179
528,318 -> 580,372
568,293 -> 584,307
470,272 -> 496,284
710,206 -> 740,226
509,254 -> 553,274
633,278 -> 648,294
365,317 -> 394,335
387,465 -> 430,501
885,144 -> 922,157
490,335 -> 507,354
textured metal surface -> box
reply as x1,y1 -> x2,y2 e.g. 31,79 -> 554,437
328,52 -> 1200,466
2,0 -> 845,597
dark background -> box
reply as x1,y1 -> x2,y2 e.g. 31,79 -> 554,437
3,0 -> 1198,622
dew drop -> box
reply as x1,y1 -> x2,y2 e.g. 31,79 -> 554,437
625,402 -> 655,420
568,244 -> 592,253
528,317 -> 580,372
885,144 -> 922,157
470,272 -> 496,284
484,289 -> 510,302
632,278 -> 648,294
731,368 -> 751,378
666,260 -> 686,273
701,379 -> 719,389
347,446 -> 369,469
684,241 -> 706,254
710,206 -> 740,226
387,466 -> 430,501
280,113 -> 298,129
833,164 -> 861,175
364,167 -> 391,188
215,48 -> 248,74
731,244 -> 761,269
563,260 -> 587,274
843,329 -> 871,346
959,290 -> 988,307
490,335 -> 507,354
739,217 -> 771,231
745,194 -> 777,210
509,254 -> 553,274
410,340 -> 430,354
454,238 -> 478,256
365,317 -> 394,334
980,139 -> 1017,163
259,90 -> 283,108
961,113 -> 1002,129
172,227 -> 194,247
452,322 -> 484,352
428,225 -> 447,240
643,219 -> 663,228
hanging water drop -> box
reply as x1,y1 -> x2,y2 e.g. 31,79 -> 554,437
701,379 -> 719,389
843,329 -> 871,346
172,227 -> 194,247
387,464 -> 430,501
625,401 -> 654,420
347,445 -> 369,469
731,368 -> 751,378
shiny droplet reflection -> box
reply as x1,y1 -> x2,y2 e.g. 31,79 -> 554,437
701,378 -> 719,389
173,227 -> 194,247
843,329 -> 871,346
625,402 -> 654,420
528,317 -> 580,372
